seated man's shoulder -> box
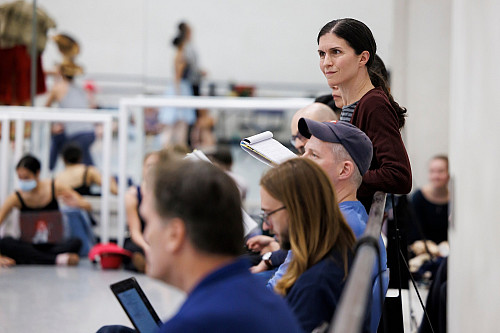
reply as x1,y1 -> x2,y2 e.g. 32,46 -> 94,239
339,201 -> 368,238
166,261 -> 301,332
163,307 -> 301,333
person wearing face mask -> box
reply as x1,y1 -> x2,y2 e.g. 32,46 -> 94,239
0,154 -> 91,266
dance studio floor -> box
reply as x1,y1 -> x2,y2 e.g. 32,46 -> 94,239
0,259 -> 427,333
0,260 -> 185,333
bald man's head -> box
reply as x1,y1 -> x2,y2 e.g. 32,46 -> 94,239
290,103 -> 337,155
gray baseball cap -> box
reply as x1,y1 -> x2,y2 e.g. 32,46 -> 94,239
298,118 -> 373,175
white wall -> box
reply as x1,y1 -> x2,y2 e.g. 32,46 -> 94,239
391,0 -> 451,190
448,0 -> 500,331
30,0 -> 394,86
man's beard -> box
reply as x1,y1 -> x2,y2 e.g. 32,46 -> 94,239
280,232 -> 291,251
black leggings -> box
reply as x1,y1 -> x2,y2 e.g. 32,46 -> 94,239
0,237 -> 82,265
419,257 -> 448,333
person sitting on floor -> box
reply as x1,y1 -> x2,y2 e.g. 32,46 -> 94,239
122,151 -> 160,273
56,143 -> 118,196
0,154 -> 91,266
0,254 -> 15,268
123,145 -> 193,273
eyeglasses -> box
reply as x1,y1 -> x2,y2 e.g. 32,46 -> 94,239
259,206 -> 286,225
290,132 -> 307,147
290,133 -> 307,155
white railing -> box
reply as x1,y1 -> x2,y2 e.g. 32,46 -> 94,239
0,97 -> 315,247
0,107 -> 114,243
329,192 -> 387,333
117,95 -> 313,245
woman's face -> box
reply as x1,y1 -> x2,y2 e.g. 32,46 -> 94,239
17,167 -> 39,192
331,86 -> 344,109
428,158 -> 449,189
16,167 -> 36,181
318,33 -> 365,88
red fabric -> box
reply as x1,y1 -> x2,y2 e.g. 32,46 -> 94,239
88,243 -> 132,260
0,45 -> 46,105
350,87 -> 412,202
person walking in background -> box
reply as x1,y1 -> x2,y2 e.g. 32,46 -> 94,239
179,22 -> 206,96
158,22 -> 197,148
45,34 -> 96,170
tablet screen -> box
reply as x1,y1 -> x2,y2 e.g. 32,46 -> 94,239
116,288 -> 160,333
111,277 -> 162,333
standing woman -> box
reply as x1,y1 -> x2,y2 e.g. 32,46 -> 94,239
46,34 -> 96,171
317,18 -> 412,208
158,23 -> 197,147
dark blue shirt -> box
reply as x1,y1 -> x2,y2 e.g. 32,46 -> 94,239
285,251 -> 370,333
285,251 -> 350,332
283,201 -> 383,333
160,258 -> 302,333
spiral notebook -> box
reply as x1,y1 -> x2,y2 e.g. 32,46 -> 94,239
240,131 -> 296,167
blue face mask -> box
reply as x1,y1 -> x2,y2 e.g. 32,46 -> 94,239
18,179 -> 37,192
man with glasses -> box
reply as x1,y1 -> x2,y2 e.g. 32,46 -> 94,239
247,102 -> 337,275
265,120 -> 387,293
290,102 -> 337,155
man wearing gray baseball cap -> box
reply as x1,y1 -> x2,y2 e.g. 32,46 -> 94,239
298,118 -> 387,330
298,118 -> 373,190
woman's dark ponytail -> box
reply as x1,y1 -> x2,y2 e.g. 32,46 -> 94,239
369,55 -> 407,129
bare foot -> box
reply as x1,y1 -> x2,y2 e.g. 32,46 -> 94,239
0,255 -> 15,267
56,253 -> 80,266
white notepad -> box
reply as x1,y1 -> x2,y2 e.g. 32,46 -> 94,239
240,131 -> 297,167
